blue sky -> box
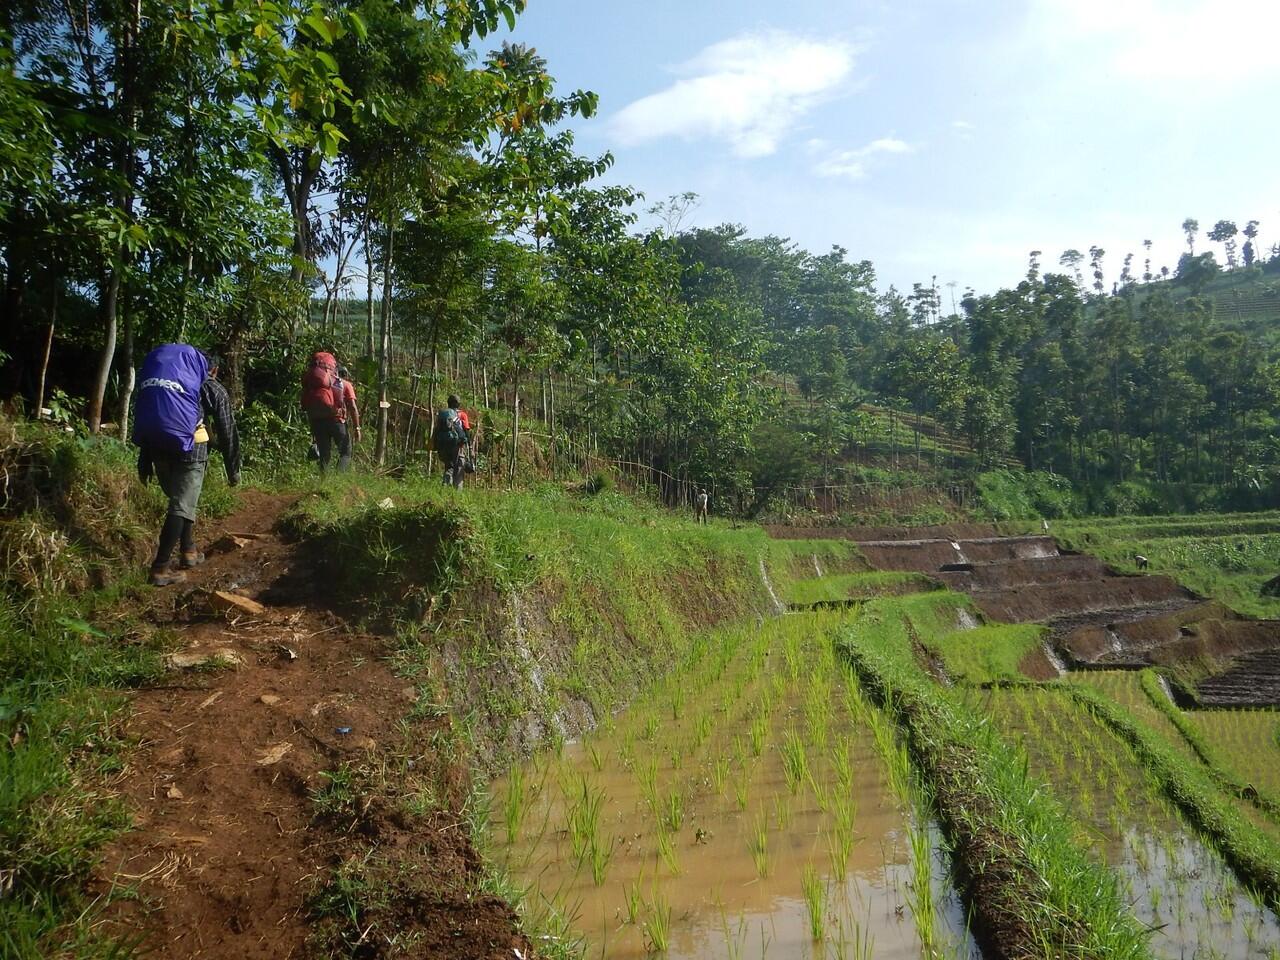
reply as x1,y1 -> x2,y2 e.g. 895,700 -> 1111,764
503,0 -> 1280,295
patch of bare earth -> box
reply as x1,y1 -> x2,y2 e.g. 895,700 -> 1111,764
88,490 -> 525,959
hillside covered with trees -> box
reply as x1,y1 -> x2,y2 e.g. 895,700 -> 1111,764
4,0 -> 1280,518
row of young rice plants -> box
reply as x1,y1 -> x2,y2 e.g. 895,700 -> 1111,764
1131,670 -> 1280,824
484,610 -> 975,959
836,597 -> 1155,960
1061,681 -> 1280,915
975,683 -> 1280,959
1181,703 -> 1280,806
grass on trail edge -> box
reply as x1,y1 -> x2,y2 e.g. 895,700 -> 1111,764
1063,681 -> 1280,910
837,597 -> 1152,960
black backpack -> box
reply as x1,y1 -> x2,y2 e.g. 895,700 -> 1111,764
433,408 -> 466,451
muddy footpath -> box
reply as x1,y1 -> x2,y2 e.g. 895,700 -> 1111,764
89,491 -> 522,959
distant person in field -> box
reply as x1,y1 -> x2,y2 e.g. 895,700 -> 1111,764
696,489 -> 709,524
134,346 -> 240,586
1134,554 -> 1149,570
432,394 -> 471,489
301,351 -> 352,473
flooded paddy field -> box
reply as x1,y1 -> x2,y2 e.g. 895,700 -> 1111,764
488,613 -> 976,959
977,684 -> 1280,959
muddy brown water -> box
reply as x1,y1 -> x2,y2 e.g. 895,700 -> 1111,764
490,617 -> 977,959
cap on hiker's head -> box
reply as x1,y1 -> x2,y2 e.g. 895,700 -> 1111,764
339,365 -> 351,379
447,394 -> 460,408
203,351 -> 222,372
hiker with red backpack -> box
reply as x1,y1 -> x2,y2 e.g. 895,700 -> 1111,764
431,394 -> 471,489
301,351 -> 356,472
134,345 -> 240,587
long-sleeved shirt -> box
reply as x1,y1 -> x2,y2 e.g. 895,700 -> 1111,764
138,376 -> 240,480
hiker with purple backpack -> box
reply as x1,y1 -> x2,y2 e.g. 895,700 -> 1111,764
134,345 -> 240,586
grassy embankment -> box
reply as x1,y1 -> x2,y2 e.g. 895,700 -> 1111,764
0,420 -> 236,955
275,474 -> 867,951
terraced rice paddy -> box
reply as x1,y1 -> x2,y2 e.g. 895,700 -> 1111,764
488,614 -> 976,959
979,685 -> 1280,958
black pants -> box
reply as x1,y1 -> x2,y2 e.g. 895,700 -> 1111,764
312,419 -> 351,472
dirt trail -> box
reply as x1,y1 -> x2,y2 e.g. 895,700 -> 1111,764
89,491 -> 523,959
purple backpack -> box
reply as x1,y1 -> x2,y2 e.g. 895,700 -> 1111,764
133,344 -> 208,453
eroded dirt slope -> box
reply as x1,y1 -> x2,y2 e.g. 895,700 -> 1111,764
89,491 -> 523,959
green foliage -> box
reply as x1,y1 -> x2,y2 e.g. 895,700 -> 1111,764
974,469 -> 1083,520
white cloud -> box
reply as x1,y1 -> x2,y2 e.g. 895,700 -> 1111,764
1030,0 -> 1280,86
813,136 -> 913,179
611,31 -> 856,158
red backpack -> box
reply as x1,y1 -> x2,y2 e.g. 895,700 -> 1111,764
301,352 -> 346,420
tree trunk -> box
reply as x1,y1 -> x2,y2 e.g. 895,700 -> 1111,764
88,270 -> 121,432
364,222 -> 375,360
35,281 -> 57,419
509,361 -> 521,486
374,223 -> 396,465
116,295 -> 135,440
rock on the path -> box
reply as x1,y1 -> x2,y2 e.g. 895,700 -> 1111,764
166,648 -> 244,669
209,533 -> 254,553
256,742 -> 293,765
209,590 -> 267,618
259,693 -> 282,705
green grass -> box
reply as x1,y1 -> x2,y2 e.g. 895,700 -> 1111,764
921,621 -> 1046,684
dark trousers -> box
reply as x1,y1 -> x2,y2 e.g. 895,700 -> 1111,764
312,419 -> 351,472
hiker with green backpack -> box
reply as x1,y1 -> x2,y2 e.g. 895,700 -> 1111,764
431,394 -> 471,489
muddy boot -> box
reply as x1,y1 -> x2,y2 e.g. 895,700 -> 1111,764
180,550 -> 206,570
149,565 -> 187,587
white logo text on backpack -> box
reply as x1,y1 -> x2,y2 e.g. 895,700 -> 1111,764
141,377 -> 187,394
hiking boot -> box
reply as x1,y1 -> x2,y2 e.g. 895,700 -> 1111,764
180,550 -> 206,570
149,566 -> 187,587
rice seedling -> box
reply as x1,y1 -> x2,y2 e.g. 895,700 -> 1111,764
565,775 -> 606,868
748,812 -> 770,878
750,711 -> 769,758
694,711 -> 713,747
503,761 -> 528,845
585,739 -> 603,772
831,915 -> 875,960
711,754 -> 730,796
734,767 -> 750,811
589,831 -> 616,886
906,821 -> 937,953
669,685 -> 685,720
637,757 -> 660,814
779,730 -> 809,795
655,827 -> 681,875
643,888 -> 672,953
642,709 -> 660,742
660,789 -> 683,832
773,792 -> 792,830
801,864 -> 826,942
623,880 -> 643,925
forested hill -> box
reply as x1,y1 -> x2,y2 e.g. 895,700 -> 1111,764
3,1 -> 1280,518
